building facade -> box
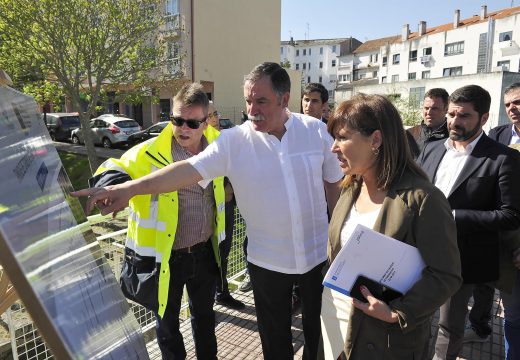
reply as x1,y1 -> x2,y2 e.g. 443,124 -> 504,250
280,37 -> 361,104
334,4 -> 520,129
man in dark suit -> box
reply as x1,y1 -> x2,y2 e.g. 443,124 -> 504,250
463,82 -> 520,358
417,85 -> 520,360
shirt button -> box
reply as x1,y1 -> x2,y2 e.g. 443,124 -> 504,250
367,343 -> 375,351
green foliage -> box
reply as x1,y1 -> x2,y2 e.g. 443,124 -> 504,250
0,0 -> 167,172
23,80 -> 64,109
280,59 -> 291,69
387,94 -> 422,127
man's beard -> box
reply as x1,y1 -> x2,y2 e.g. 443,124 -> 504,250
449,120 -> 481,142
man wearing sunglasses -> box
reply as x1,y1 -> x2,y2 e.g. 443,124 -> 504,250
87,83 -> 225,360
74,62 -> 343,359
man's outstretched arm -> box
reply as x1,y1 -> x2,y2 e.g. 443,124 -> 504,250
72,160 -> 202,216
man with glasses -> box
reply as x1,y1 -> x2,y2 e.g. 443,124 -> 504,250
88,83 -> 224,360
207,101 -> 220,130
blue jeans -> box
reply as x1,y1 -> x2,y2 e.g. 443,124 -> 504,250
503,272 -> 520,360
154,242 -> 218,360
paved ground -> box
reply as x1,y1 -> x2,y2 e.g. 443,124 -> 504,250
146,289 -> 506,359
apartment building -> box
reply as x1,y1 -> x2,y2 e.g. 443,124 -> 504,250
334,4 -> 520,128
117,0 -> 282,127
280,37 -> 361,104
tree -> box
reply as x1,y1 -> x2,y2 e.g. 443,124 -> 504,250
0,0 -> 167,173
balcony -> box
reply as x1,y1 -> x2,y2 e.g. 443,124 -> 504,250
161,13 -> 181,38
498,40 -> 519,56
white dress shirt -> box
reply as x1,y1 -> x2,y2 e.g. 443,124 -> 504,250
511,124 -> 520,144
434,132 -> 483,198
188,113 -> 343,274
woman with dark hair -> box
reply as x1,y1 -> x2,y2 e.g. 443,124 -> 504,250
320,94 -> 461,359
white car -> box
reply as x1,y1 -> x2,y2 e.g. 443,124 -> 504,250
71,115 -> 141,148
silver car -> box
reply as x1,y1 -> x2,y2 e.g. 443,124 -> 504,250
71,115 -> 141,148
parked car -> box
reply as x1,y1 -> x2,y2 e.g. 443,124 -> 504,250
71,115 -> 141,148
43,112 -> 81,141
219,118 -> 235,129
127,121 -> 169,145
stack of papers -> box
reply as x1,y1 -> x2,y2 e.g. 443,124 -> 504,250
323,224 -> 425,296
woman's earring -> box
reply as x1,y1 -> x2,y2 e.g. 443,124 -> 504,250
372,147 -> 380,156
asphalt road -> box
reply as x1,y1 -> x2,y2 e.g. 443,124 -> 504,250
53,141 -> 125,159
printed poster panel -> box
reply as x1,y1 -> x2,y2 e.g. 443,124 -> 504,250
0,85 -> 149,359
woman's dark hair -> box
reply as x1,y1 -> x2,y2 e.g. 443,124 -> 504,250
328,93 -> 427,189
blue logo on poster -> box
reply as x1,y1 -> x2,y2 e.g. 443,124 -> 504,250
332,276 -> 337,281
36,162 -> 48,191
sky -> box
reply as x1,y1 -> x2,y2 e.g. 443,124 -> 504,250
281,0 -> 516,42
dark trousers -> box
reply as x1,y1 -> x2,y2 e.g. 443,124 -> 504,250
216,200 -> 234,298
249,261 -> 325,360
434,283 -> 474,360
468,283 -> 494,336
155,243 -> 218,360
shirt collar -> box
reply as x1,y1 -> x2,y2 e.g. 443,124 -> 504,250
443,131 -> 483,154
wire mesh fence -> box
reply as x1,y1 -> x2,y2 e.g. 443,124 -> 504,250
1,205 -> 247,360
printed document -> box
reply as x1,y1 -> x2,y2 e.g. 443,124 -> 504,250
323,224 -> 425,296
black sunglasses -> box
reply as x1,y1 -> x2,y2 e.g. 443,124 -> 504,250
170,116 -> 207,129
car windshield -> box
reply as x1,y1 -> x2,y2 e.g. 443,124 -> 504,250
114,120 -> 139,128
61,116 -> 81,127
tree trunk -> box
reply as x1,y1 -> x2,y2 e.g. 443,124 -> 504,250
78,112 -> 101,175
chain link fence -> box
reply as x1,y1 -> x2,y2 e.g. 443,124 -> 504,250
1,207 -> 247,360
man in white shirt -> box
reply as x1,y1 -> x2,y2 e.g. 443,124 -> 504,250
74,62 -> 343,359
417,85 -> 520,360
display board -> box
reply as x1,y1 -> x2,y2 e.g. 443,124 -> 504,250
0,84 -> 149,359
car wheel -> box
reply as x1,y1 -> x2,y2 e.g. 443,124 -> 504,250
102,137 -> 112,148
71,135 -> 80,145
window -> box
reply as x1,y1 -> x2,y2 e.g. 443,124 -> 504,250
319,76 -> 322,83
409,87 -> 425,107
280,47 -> 284,54
296,49 -> 300,56
423,47 -> 432,56
332,45 -> 337,53
422,70 -> 430,79
165,0 -> 179,14
374,54 -> 378,62
303,49 -> 306,56
320,47 -> 323,55
303,63 -> 306,70
444,41 -> 464,56
392,74 -> 399,82
309,48 -> 311,55
409,50 -> 417,62
443,66 -> 462,77
497,60 -> 511,71
332,60 -> 336,67
408,72 -> 417,80
381,76 -> 387,83
392,54 -> 400,64
382,56 -> 388,66
319,61 -> 323,69
307,76 -> 311,83
308,62 -> 311,70
328,90 -> 334,98
372,71 -> 377,78
499,31 -> 513,42
295,63 -> 299,70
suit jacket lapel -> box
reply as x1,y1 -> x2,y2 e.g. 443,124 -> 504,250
448,135 -> 490,197
423,144 -> 446,182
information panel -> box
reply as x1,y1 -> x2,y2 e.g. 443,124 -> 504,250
0,85 -> 149,359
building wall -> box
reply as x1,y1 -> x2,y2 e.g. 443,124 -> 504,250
336,71 -> 520,131
193,0 -> 281,122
